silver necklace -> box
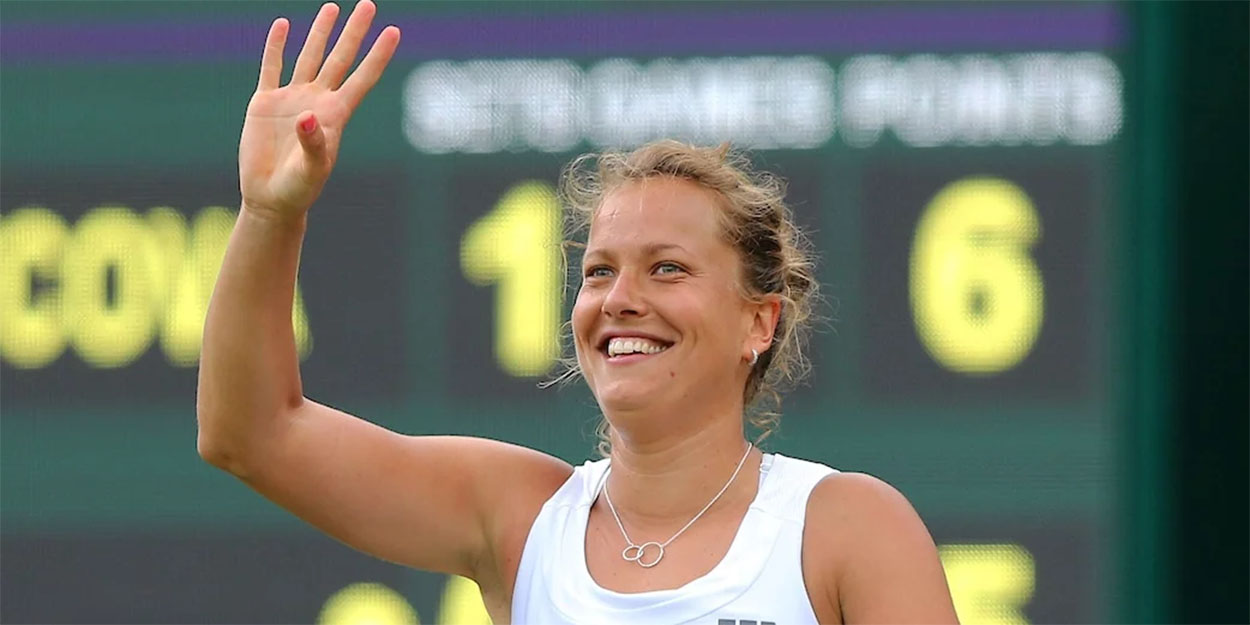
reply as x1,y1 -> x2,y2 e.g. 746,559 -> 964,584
602,442 -> 753,568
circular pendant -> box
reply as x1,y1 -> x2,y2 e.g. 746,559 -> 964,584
621,541 -> 665,568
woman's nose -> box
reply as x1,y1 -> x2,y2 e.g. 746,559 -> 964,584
602,271 -> 647,318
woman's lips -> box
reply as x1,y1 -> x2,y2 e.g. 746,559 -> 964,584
604,346 -> 671,364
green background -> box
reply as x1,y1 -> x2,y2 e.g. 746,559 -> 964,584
1,1 -> 1245,623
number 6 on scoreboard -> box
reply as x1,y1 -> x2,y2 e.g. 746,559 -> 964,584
909,177 -> 1044,375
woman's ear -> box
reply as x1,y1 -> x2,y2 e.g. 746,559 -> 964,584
749,295 -> 783,353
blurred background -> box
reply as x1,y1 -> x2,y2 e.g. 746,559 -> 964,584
1,1 -> 1245,623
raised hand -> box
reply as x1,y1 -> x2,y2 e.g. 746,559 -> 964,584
239,1 -> 400,220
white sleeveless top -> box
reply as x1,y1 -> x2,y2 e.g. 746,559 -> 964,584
511,453 -> 837,624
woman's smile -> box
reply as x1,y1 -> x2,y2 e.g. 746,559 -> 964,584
604,340 -> 672,365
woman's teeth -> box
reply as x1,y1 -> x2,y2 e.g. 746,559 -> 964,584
607,338 -> 670,357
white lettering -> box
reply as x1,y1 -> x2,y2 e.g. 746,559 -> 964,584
403,53 -> 1122,153
406,57 -> 835,153
840,53 -> 1123,148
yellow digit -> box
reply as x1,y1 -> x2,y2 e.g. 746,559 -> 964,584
939,544 -> 1036,625
460,181 -> 562,377
317,582 -> 419,624
0,207 -> 70,368
909,178 -> 1043,374
436,575 -> 492,624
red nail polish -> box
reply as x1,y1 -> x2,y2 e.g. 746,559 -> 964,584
300,117 -> 316,133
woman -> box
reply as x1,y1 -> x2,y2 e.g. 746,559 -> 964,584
197,1 -> 960,623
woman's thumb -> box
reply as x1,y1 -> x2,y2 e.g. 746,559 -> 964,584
296,111 -> 327,170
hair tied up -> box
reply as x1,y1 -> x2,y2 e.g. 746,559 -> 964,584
555,139 -> 822,455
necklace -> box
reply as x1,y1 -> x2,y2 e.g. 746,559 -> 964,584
602,442 -> 753,568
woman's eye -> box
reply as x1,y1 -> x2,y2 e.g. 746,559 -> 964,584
585,266 -> 613,278
655,262 -> 685,275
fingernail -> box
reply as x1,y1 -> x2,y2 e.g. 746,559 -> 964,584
300,116 -> 316,133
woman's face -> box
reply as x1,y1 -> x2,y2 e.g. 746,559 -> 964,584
572,176 -> 765,417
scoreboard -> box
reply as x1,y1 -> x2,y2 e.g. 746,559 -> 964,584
1,2 -> 1143,623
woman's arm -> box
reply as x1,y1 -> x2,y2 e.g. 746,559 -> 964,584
196,0 -> 571,586
803,472 -> 960,624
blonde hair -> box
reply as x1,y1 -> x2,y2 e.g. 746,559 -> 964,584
554,140 -> 820,456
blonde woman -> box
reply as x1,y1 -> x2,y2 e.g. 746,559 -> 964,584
198,1 -> 959,622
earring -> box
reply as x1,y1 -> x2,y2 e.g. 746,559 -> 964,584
749,349 -> 759,367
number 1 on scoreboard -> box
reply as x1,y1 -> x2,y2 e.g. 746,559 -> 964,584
459,181 -> 563,377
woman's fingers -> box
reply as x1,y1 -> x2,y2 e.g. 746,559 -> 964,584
291,2 -> 341,84
257,18 -> 289,91
316,0 -> 377,89
338,26 -> 400,111
296,111 -> 330,178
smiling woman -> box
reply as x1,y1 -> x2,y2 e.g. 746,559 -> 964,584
505,142 -> 958,623
559,141 -> 820,455
196,1 -> 958,623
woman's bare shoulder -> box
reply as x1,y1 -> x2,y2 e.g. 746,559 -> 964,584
808,471 -> 920,525
803,471 -> 959,624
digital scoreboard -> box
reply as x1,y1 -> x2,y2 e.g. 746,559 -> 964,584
1,2 -> 1136,623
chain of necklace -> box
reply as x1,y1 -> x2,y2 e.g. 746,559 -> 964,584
602,442 -> 753,568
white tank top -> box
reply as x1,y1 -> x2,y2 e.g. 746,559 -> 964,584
511,452 -> 837,624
